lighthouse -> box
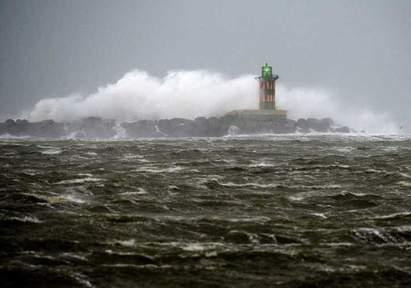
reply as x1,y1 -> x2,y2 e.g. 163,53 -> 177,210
257,63 -> 279,110
225,63 -> 287,120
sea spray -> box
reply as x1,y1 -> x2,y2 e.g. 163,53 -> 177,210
28,69 -> 399,134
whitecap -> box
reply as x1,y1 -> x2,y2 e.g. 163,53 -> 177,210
60,252 -> 88,261
8,216 -> 43,223
120,188 -> 148,196
322,242 -> 354,247
77,173 -> 93,177
216,216 -> 271,223
248,162 -> 275,168
123,153 -> 145,160
311,212 -> 327,219
288,195 -> 305,201
374,212 -> 411,220
22,169 -> 38,176
398,181 -> 411,187
41,148 -> 62,155
182,243 -> 207,252
115,239 -> 136,247
63,195 -> 86,204
48,194 -> 86,204
134,166 -> 183,173
334,147 -> 355,153
56,177 -> 103,185
398,172 -> 411,179
168,242 -> 224,252
218,181 -> 279,188
71,273 -> 94,288
353,227 -> 397,243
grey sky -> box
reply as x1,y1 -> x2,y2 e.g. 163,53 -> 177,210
1,0 -> 410,124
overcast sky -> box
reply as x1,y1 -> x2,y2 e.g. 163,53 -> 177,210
1,0 -> 410,124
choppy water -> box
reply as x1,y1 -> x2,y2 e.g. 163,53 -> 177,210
1,135 -> 411,287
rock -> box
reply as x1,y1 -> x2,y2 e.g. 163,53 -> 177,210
193,117 -> 210,137
322,117 -> 334,127
296,118 -> 309,132
283,119 -> 297,133
122,120 -> 164,138
158,118 -> 197,137
5,118 -> 29,136
0,116 -> 351,138
333,126 -> 351,133
30,120 -> 65,138
65,117 -> 116,139
5,119 -> 15,126
306,118 -> 332,132
0,122 -> 5,135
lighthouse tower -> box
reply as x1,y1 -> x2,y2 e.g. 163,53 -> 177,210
225,63 -> 287,120
257,63 -> 279,110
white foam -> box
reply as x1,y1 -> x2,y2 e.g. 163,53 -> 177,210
398,181 -> 411,187
8,216 -> 43,223
60,252 -> 88,261
288,187 -> 343,201
164,241 -> 224,252
134,166 -> 183,173
182,243 -> 208,252
63,195 -> 86,204
27,68 -> 400,134
47,194 -> 86,204
115,239 -> 136,247
71,273 -> 93,288
56,177 -> 103,184
353,227 -> 397,243
288,195 -> 305,201
29,70 -> 256,122
218,181 -> 279,188
41,148 -> 62,155
334,147 -> 355,153
311,212 -> 328,219
113,122 -> 128,139
248,161 -> 275,168
374,212 -> 411,220
37,145 -> 63,155
120,188 -> 148,196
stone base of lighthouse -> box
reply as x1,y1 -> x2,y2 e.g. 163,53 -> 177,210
225,109 -> 287,120
223,109 -> 293,134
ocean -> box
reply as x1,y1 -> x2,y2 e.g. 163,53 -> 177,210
1,134 -> 411,287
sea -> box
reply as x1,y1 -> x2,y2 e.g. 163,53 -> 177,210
1,134 -> 411,287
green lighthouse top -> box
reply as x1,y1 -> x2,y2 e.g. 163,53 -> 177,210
262,63 -> 272,80
258,63 -> 279,81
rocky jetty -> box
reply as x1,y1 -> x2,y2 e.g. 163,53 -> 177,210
0,116 -> 351,139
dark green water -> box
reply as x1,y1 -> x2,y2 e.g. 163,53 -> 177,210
1,135 -> 411,287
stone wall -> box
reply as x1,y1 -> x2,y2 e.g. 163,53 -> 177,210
0,116 -> 351,139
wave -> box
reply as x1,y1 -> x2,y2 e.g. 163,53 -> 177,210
24,68 -> 399,134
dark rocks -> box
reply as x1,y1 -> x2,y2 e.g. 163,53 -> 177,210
0,115 -> 351,139
64,117 -> 117,139
219,115 -> 296,134
158,118 -> 196,137
332,126 -> 351,133
0,119 -> 65,137
297,118 -> 333,132
122,120 -> 164,138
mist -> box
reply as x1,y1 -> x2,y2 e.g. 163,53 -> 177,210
27,69 -> 399,134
